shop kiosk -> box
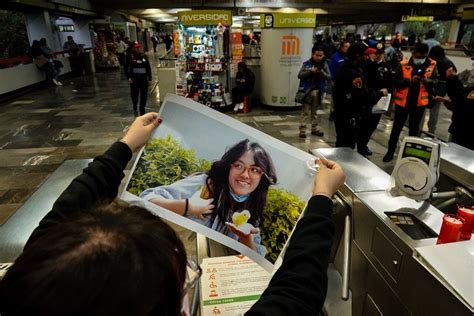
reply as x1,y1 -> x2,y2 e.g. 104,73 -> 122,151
174,10 -> 233,108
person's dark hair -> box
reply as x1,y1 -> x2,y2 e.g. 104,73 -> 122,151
312,44 -> 323,54
67,35 -> 73,40
426,30 -> 436,39
347,42 -> 368,60
237,61 -> 247,71
39,38 -> 47,46
428,45 -> 445,60
412,42 -> 429,55
206,139 -> 277,227
28,40 -> 42,58
0,201 -> 187,316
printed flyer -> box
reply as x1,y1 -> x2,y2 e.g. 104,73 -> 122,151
200,255 -> 271,315
121,94 -> 316,272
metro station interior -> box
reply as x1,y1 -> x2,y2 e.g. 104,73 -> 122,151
0,0 -> 473,315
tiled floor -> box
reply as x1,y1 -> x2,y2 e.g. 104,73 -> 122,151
0,63 -> 160,224
0,53 -> 453,224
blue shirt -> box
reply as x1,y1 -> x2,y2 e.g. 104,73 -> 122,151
329,50 -> 347,80
422,38 -> 440,53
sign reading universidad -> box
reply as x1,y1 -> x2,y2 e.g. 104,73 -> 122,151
178,10 -> 233,26
401,15 -> 434,22
260,13 -> 316,28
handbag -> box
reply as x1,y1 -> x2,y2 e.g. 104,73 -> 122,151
34,55 -> 48,68
295,90 -> 307,104
53,60 -> 64,69
223,93 -> 232,106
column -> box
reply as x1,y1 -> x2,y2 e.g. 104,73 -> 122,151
25,10 -> 55,49
260,28 -> 313,107
356,25 -> 366,37
447,19 -> 461,48
394,23 -> 404,36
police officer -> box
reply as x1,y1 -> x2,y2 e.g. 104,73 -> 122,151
333,42 -> 388,148
357,48 -> 393,157
383,42 -> 438,162
125,42 -> 152,116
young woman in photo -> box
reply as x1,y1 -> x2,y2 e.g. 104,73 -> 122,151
140,139 -> 277,256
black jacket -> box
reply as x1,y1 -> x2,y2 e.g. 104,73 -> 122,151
363,60 -> 393,91
236,69 -> 255,94
247,196 -> 334,315
333,60 -> 383,119
125,53 -> 152,82
433,56 -> 455,96
445,77 -> 474,150
24,141 -> 335,315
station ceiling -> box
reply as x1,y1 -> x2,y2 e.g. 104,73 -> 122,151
92,0 -> 471,25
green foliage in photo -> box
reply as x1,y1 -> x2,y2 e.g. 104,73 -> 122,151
127,135 -> 212,196
262,188 -> 305,262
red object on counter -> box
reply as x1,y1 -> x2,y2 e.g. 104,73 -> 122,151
436,214 -> 465,244
457,207 -> 474,240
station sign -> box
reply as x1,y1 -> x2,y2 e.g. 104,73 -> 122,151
461,10 -> 474,21
401,15 -> 434,22
178,10 -> 232,26
260,13 -> 316,28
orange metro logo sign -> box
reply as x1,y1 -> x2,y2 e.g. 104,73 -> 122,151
281,35 -> 300,56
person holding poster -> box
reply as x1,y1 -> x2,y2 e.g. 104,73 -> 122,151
140,139 -> 277,256
0,111 -> 346,316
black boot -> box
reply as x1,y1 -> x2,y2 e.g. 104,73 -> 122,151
383,151 -> 394,162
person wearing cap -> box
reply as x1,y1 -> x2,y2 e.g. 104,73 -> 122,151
332,42 -> 388,149
125,42 -> 152,116
383,42 -> 438,162
357,48 -> 393,157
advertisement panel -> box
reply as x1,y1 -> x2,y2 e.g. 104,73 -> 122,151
260,28 -> 313,107
260,13 -> 316,28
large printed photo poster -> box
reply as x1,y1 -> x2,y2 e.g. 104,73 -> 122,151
122,95 -> 316,272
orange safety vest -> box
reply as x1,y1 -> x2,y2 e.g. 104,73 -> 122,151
393,58 -> 436,108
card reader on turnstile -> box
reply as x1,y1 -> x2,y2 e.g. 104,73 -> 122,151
392,137 -> 441,201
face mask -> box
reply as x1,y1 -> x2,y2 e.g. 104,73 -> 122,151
230,191 -> 250,203
413,58 -> 426,65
